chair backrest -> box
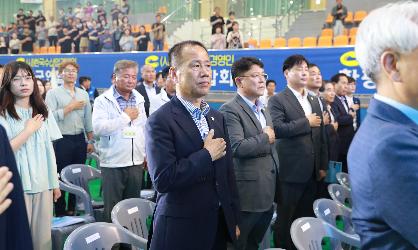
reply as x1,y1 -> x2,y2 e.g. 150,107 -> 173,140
313,199 -> 356,235
336,172 -> 350,190
302,37 -> 317,47
59,180 -> 94,216
349,27 -> 358,37
291,217 -> 361,250
325,13 -> 333,24
321,28 -> 333,37
47,46 -> 56,54
86,153 -> 101,169
274,37 -> 286,48
334,35 -> 349,46
64,222 -> 147,250
354,10 -> 367,22
247,38 -> 258,48
328,184 -> 352,209
287,37 -> 301,48
259,39 -> 272,48
111,198 -> 156,239
318,36 -> 333,47
61,164 -> 101,197
345,11 -> 354,23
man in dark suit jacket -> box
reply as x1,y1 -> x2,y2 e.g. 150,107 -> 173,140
268,55 -> 328,250
146,41 -> 240,250
135,64 -> 161,117
220,57 -> 278,250
347,76 -> 361,130
349,2 -> 418,248
0,125 -> 33,250
330,73 -> 356,172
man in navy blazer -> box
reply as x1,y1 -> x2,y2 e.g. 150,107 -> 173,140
330,73 -> 355,172
146,40 -> 240,250
348,2 -> 418,249
347,76 -> 361,131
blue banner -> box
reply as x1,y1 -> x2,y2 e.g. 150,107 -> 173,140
0,47 -> 375,94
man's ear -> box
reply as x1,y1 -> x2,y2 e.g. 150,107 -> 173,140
169,67 -> 178,82
381,51 -> 401,82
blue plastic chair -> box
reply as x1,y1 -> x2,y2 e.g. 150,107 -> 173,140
291,217 -> 361,250
63,222 -> 147,250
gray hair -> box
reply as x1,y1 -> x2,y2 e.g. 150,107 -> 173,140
113,60 -> 138,74
355,1 -> 418,81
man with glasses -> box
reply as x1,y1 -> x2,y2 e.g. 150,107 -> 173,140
45,60 -> 94,216
146,40 -> 240,250
219,57 -> 278,250
268,55 -> 328,250
92,60 -> 147,223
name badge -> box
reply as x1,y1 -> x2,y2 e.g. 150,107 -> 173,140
123,127 -> 137,139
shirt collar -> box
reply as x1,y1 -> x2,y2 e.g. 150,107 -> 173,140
288,85 -> 308,99
144,82 -> 155,89
238,92 -> 264,113
374,94 -> 418,125
307,89 -> 320,97
177,95 -> 210,118
113,86 -> 135,101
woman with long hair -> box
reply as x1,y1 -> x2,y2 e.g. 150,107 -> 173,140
0,61 -> 62,250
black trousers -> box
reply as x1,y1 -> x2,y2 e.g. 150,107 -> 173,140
273,177 -> 317,250
235,206 -> 274,250
211,208 -> 232,250
53,134 -> 87,216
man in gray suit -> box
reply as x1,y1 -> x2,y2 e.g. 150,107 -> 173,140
220,57 -> 278,250
268,55 -> 328,250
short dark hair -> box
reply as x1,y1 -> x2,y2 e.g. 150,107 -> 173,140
347,76 -> 356,83
161,66 -> 170,79
79,76 -> 91,85
168,40 -> 208,67
330,73 -> 348,84
282,54 -> 309,73
266,79 -> 276,87
231,57 -> 264,87
308,63 -> 318,69
229,11 -> 235,16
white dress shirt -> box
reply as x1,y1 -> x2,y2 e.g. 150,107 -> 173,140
288,85 -> 312,115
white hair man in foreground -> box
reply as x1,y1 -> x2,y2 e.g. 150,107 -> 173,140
348,1 -> 418,249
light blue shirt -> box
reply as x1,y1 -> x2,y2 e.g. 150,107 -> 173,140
45,86 -> 93,135
0,107 -> 62,193
374,94 -> 418,125
238,93 -> 267,128
177,95 -> 210,139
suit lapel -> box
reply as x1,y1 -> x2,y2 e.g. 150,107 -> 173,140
335,96 -> 348,115
171,96 -> 203,148
307,94 -> 320,115
284,87 -> 306,117
235,95 -> 262,132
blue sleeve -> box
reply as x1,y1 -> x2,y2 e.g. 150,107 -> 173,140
370,130 -> 418,247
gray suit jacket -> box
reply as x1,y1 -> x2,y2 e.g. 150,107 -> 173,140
220,94 -> 279,212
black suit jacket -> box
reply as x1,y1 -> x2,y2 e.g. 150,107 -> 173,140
135,82 -> 161,117
353,96 -> 361,129
0,125 -> 33,250
331,96 -> 355,155
146,96 -> 240,249
268,87 -> 328,183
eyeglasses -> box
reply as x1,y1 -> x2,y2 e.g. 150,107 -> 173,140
12,75 -> 32,84
63,69 -> 78,74
239,73 -> 268,81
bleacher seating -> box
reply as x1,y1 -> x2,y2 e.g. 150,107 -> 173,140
259,39 -> 272,48
354,10 -> 367,23
287,37 -> 302,48
321,28 -> 333,37
317,36 -> 333,47
302,37 -> 317,47
274,37 -> 286,48
334,35 -> 349,46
